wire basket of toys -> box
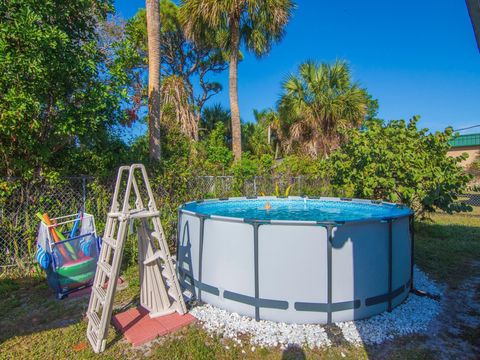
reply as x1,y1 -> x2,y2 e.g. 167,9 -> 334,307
35,212 -> 101,299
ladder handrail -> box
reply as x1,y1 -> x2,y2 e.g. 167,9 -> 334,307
110,166 -> 131,213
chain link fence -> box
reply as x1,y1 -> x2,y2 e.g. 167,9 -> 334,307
0,175 -> 331,268
1,175 -> 479,269
0,177 -> 90,268
187,176 -> 334,198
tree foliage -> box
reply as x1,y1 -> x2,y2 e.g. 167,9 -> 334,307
0,0 -> 128,178
180,0 -> 295,161
119,1 -> 228,140
200,103 -> 231,140
203,122 -> 233,173
245,109 -> 281,157
326,117 -> 472,217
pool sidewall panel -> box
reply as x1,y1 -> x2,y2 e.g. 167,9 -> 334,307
258,224 -> 328,324
201,219 -> 256,318
392,216 -> 411,308
331,222 -> 389,322
177,213 -> 201,298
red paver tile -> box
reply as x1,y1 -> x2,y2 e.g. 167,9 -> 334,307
155,312 -> 196,332
112,309 -> 135,327
125,320 -> 167,346
113,306 -> 194,347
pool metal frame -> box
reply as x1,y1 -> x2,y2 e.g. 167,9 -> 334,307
177,196 -> 414,324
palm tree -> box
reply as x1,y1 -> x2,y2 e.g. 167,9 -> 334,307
146,0 -> 161,161
179,0 -> 295,161
161,75 -> 198,140
252,108 -> 282,158
278,60 -> 370,157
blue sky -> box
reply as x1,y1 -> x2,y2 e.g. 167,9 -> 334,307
115,0 -> 480,134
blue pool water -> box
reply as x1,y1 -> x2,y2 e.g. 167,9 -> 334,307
183,198 -> 411,222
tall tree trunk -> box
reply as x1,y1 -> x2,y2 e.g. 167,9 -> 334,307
194,112 -> 201,141
229,16 -> 242,161
146,0 -> 161,162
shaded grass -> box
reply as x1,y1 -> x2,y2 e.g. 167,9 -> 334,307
415,212 -> 480,285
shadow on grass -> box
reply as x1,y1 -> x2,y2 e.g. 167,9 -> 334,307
458,193 -> 480,207
0,275 -> 90,344
415,218 -> 480,285
0,264 -> 141,349
281,344 -> 306,359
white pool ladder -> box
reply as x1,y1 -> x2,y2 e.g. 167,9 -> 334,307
86,164 -> 187,353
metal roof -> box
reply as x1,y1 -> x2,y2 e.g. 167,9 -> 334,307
449,133 -> 480,147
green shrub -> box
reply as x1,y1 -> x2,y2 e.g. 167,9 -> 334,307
204,122 -> 234,174
326,116 -> 472,217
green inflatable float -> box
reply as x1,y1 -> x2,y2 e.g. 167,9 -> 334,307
55,257 -> 97,289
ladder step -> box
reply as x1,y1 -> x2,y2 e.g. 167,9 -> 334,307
143,250 -> 165,265
97,261 -> 112,277
87,328 -> 98,345
161,269 -> 172,281
101,236 -> 117,249
130,210 -> 160,219
92,286 -> 107,304
87,311 -> 101,329
151,231 -> 163,240
167,288 -> 179,299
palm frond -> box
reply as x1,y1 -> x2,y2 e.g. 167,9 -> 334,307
278,60 -> 373,157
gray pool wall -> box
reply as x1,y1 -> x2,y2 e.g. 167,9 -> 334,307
177,196 -> 413,324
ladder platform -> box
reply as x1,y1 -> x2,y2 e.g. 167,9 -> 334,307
107,210 -> 160,220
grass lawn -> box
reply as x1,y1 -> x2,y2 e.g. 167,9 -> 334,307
0,211 -> 479,359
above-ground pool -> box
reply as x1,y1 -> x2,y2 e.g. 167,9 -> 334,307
177,196 -> 413,324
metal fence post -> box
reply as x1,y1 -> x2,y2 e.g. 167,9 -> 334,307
253,176 -> 257,196
82,176 -> 87,213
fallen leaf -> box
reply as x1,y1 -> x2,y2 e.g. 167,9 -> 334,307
73,342 -> 88,352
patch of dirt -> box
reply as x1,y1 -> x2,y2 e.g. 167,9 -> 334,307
422,260 -> 480,359
363,261 -> 480,359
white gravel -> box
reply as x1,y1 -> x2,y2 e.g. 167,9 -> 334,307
189,266 -> 442,348
190,304 -> 332,348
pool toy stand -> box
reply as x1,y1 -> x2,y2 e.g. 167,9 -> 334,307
86,164 -> 187,353
36,213 -> 100,299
